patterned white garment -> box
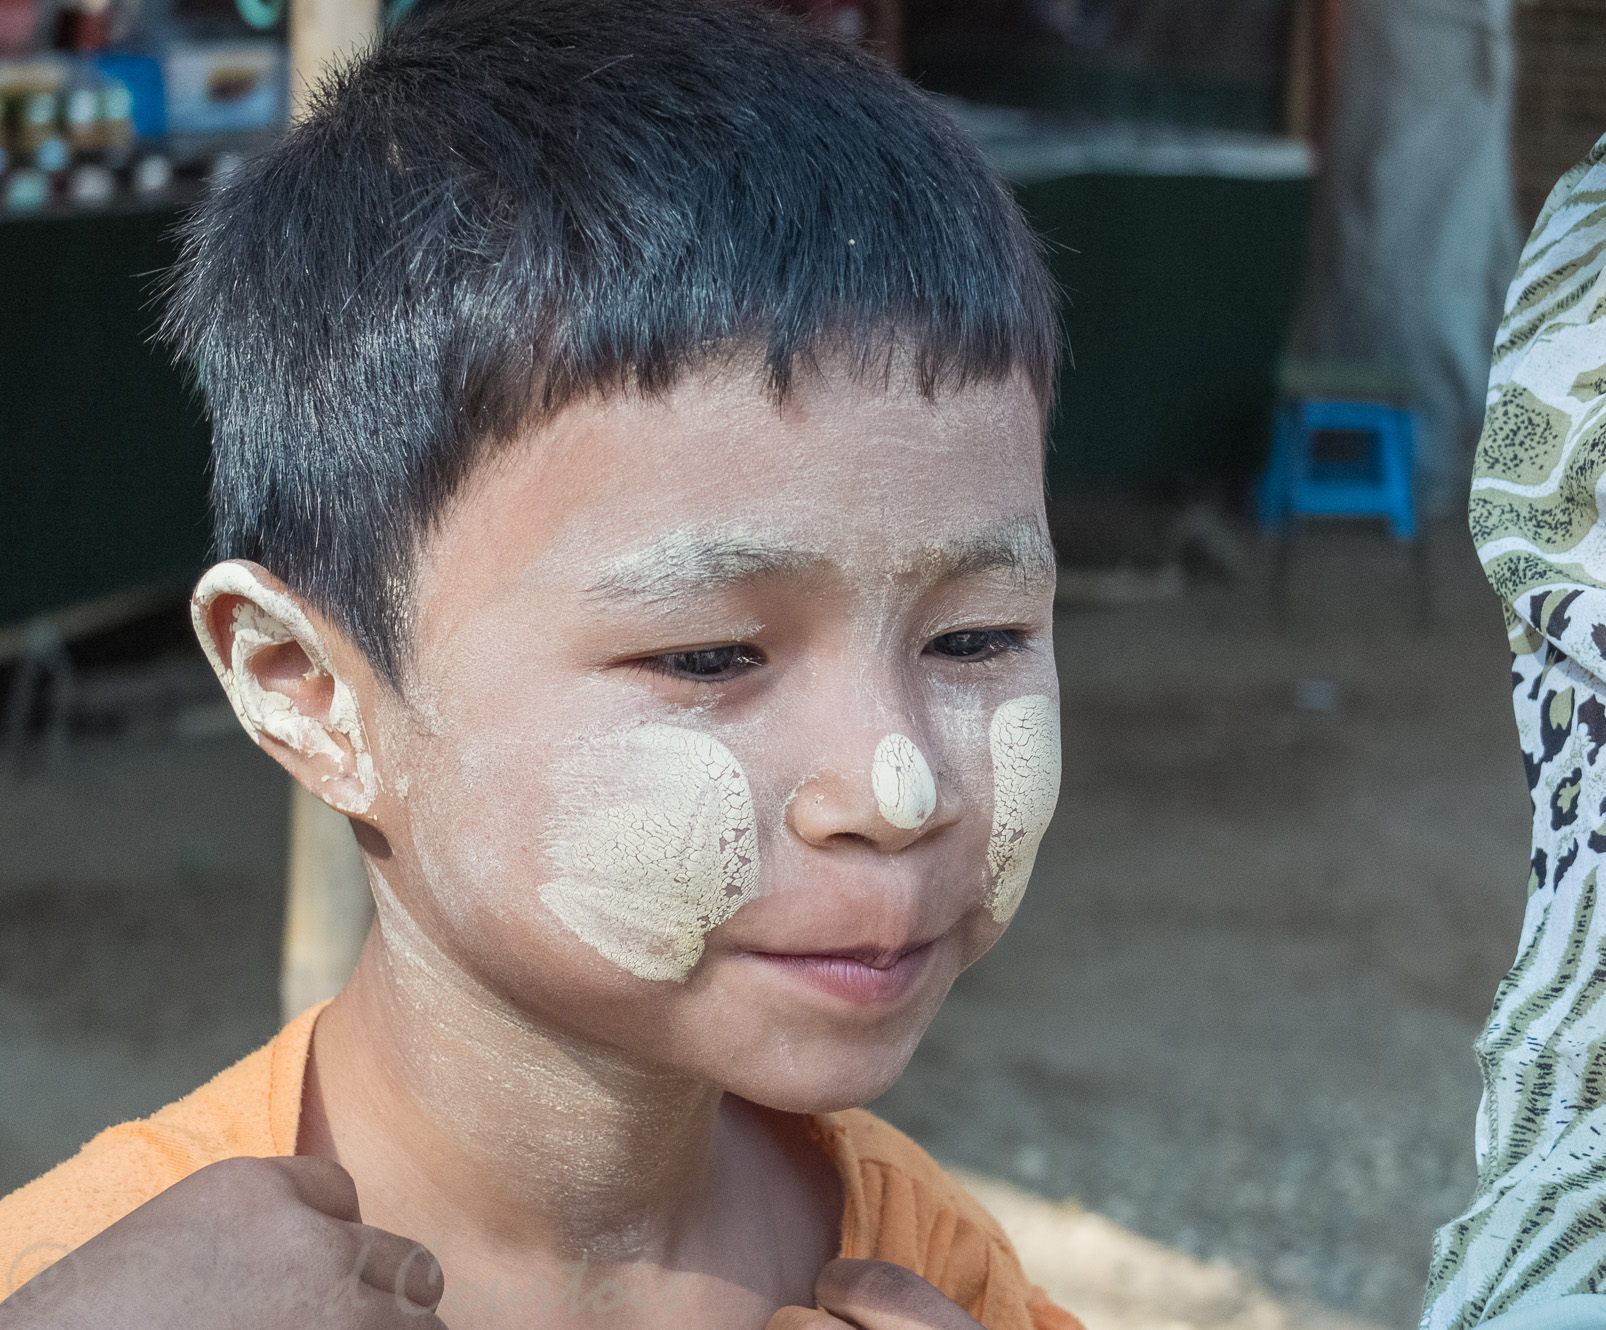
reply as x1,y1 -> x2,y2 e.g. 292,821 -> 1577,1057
1423,133 -> 1606,1329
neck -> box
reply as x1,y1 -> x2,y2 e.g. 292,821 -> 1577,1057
302,878 -> 727,1263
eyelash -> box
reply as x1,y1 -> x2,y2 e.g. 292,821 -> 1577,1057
924,628 -> 1026,662
638,629 -> 1026,683
640,644 -> 766,682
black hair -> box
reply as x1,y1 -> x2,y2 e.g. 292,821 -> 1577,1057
165,0 -> 1060,684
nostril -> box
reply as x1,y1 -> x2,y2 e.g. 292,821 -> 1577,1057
826,830 -> 878,849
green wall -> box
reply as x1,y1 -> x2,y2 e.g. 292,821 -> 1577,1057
0,174 -> 1312,629
1018,172 -> 1312,495
0,208 -> 212,629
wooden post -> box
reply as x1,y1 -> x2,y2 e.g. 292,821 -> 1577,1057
1284,0 -> 1346,153
289,0 -> 380,119
1283,0 -> 1317,142
280,0 -> 380,1022
283,783 -> 374,1020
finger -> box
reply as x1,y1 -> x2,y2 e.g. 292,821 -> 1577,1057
815,1259 -> 983,1330
267,1156 -> 363,1224
352,1226 -> 446,1311
766,1307 -> 856,1330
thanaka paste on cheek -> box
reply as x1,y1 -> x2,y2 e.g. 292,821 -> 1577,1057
539,723 -> 758,982
985,694 -> 1061,921
190,562 -> 378,814
870,732 -> 937,829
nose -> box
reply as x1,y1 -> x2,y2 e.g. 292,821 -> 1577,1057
787,728 -> 954,853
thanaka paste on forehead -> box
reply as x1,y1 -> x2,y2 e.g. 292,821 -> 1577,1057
539,722 -> 758,982
191,560 -> 378,814
985,694 -> 1061,922
871,732 -> 937,830
585,523 -> 821,606
582,514 -> 1055,608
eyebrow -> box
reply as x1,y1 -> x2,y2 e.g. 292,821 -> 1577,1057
940,519 -> 1057,585
586,518 -> 1055,606
587,530 -> 818,605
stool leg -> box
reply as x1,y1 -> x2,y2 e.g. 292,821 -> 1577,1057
1259,408 -> 1297,533
1386,410 -> 1417,542
1271,514 -> 1297,624
1388,409 -> 1430,626
3,623 -> 75,769
1268,405 -> 1308,621
1412,523 -> 1434,630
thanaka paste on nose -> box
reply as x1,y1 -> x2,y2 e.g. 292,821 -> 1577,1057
871,732 -> 937,830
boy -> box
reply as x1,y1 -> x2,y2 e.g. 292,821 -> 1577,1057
0,1 -> 1069,1326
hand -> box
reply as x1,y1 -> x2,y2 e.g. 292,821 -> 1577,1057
0,1156 -> 445,1329
767,1258 -> 985,1329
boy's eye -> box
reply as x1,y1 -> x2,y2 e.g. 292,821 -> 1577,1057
925,629 -> 1023,662
647,643 -> 764,681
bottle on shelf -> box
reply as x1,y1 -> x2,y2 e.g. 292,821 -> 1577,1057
52,0 -> 110,55
129,150 -> 170,197
65,158 -> 113,204
0,0 -> 36,57
8,85 -> 67,174
3,165 -> 48,210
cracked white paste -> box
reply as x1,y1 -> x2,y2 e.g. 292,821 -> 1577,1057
190,561 -> 377,813
870,732 -> 937,830
540,724 -> 758,982
985,694 -> 1061,922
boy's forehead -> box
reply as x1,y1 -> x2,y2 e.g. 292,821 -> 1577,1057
433,370 -> 1047,593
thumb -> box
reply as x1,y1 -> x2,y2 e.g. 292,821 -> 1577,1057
814,1259 -> 983,1330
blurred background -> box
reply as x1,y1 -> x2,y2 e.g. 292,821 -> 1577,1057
0,0 -> 1593,1326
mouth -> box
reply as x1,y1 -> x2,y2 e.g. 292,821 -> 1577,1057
742,940 -> 935,1006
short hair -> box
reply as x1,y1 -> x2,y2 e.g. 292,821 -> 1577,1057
165,0 -> 1060,685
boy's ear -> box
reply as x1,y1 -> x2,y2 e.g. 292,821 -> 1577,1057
191,560 -> 379,817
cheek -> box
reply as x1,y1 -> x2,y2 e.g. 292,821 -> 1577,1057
395,685 -> 1057,986
399,725 -> 529,935
538,725 -> 758,982
393,689 -> 766,986
984,694 -> 1062,922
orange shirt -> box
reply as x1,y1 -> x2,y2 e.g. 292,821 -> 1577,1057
0,1005 -> 1077,1330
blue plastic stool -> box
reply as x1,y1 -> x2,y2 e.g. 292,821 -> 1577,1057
1258,397 -> 1417,541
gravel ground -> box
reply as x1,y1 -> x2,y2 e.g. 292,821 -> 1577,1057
0,520 -> 1530,1329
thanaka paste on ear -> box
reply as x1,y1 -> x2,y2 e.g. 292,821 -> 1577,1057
985,694 -> 1061,921
871,732 -> 937,830
191,561 -> 378,814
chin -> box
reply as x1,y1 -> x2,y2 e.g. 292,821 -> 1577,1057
714,1027 -> 928,1116
676,941 -> 959,1113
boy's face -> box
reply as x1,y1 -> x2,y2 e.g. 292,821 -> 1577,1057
363,368 -> 1058,1113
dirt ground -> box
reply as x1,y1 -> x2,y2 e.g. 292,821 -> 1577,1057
0,520 -> 1530,1329
874,520 -> 1529,1327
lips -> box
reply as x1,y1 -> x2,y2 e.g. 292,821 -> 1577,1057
744,940 -> 934,1005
